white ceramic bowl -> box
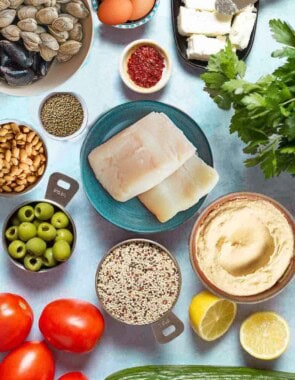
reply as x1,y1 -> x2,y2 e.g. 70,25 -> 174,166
0,0 -> 93,97
38,92 -> 88,141
119,39 -> 172,94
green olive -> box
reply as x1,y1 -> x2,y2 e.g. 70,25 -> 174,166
5,226 -> 19,241
11,215 -> 21,226
24,255 -> 43,272
8,240 -> 26,259
17,205 -> 34,223
42,248 -> 57,268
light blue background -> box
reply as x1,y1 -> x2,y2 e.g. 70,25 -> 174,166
0,1 -> 294,379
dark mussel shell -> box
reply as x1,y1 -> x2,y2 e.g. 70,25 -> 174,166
0,66 -> 35,86
31,53 -> 50,77
0,47 -> 12,67
0,40 -> 33,69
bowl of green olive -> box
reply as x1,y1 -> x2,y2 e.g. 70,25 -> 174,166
2,172 -> 79,273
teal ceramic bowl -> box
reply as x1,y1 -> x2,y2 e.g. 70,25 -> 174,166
80,100 -> 213,233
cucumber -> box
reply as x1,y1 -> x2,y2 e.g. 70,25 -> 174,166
105,365 -> 295,380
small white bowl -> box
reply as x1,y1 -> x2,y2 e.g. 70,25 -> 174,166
119,39 -> 172,94
38,92 -> 88,141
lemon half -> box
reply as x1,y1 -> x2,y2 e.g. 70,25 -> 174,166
189,290 -> 237,341
240,311 -> 290,360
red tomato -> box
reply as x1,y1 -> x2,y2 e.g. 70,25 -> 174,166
0,341 -> 55,380
58,372 -> 88,380
0,293 -> 33,352
39,299 -> 105,353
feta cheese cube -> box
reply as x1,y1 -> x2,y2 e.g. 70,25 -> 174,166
187,35 -> 226,60
183,0 -> 216,12
230,9 -> 257,50
177,6 -> 232,36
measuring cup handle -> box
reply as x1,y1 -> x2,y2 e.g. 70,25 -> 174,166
152,311 -> 184,344
45,172 -> 79,207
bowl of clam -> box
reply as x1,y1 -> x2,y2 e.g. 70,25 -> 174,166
0,0 -> 93,95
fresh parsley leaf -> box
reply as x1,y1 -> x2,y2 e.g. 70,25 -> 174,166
269,19 -> 295,47
201,19 -> 295,178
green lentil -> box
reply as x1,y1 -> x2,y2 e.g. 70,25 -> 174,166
40,93 -> 84,138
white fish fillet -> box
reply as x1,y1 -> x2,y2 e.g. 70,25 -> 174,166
177,6 -> 232,37
139,155 -> 219,223
88,112 -> 196,202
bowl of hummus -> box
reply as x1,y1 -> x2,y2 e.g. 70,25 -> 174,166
190,192 -> 295,303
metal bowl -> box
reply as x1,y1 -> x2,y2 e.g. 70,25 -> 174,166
0,120 -> 48,197
190,192 -> 295,304
2,172 -> 79,273
38,92 -> 88,141
95,238 -> 184,343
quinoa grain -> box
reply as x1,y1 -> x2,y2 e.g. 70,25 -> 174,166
96,241 -> 180,325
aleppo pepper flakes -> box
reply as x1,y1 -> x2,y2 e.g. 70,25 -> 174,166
40,93 -> 84,138
127,45 -> 165,88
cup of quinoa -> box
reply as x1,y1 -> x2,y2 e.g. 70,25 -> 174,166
39,92 -> 88,141
95,238 -> 184,343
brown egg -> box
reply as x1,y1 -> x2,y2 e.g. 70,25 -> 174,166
98,0 -> 133,25
129,0 -> 155,21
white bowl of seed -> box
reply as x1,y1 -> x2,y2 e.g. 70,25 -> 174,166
95,238 -> 184,344
0,120 -> 48,197
39,92 -> 88,141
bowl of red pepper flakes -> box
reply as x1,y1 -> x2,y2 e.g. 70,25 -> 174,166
120,39 -> 172,94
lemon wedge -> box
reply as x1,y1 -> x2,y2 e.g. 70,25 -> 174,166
240,311 -> 290,360
189,290 -> 237,341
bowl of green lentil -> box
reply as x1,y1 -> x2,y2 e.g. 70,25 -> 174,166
39,92 -> 88,141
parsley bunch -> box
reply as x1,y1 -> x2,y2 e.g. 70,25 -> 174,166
201,19 -> 295,178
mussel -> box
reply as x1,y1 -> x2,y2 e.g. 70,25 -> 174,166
0,39 -> 33,68
0,65 -> 34,86
31,52 -> 49,76
0,40 -> 52,86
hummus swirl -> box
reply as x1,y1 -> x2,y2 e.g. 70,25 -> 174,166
194,199 -> 294,296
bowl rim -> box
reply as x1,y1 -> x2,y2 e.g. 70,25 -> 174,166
189,191 -> 295,304
38,91 -> 88,141
0,119 -> 48,197
119,39 -> 172,94
95,238 -> 182,326
2,198 -> 77,274
114,0 -> 160,29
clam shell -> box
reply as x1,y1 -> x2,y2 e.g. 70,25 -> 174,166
58,39 -> 81,55
48,25 -> 69,43
40,44 -> 57,61
40,32 -> 59,50
56,51 -> 72,62
52,15 -> 73,31
24,0 -> 48,6
0,0 -> 9,11
9,0 -> 24,9
36,6 -> 58,24
0,9 -> 16,28
63,1 -> 88,18
35,25 -> 46,33
21,31 -> 41,51
1,24 -> 21,41
17,17 -> 38,32
68,22 -> 82,41
17,5 -> 38,19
